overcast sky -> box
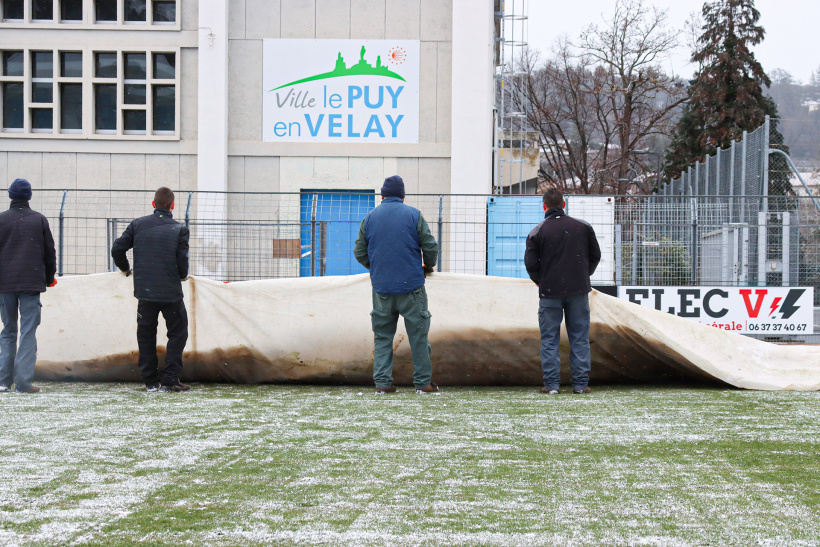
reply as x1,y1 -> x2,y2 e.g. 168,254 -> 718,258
525,0 -> 820,83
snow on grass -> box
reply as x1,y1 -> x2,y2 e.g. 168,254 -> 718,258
0,384 -> 818,546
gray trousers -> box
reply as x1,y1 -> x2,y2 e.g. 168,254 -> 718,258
370,286 -> 433,389
0,292 -> 42,391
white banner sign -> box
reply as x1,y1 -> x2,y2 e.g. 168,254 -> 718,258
262,39 -> 420,143
618,286 -> 814,334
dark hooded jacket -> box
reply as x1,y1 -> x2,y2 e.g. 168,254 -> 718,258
111,209 -> 189,302
524,207 -> 601,298
0,200 -> 57,293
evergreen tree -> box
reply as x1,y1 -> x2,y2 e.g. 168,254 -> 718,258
664,0 -> 790,200
810,66 -> 820,88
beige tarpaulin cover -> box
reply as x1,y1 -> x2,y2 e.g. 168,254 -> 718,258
35,272 -> 820,390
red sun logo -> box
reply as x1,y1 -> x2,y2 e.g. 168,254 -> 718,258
388,47 -> 406,65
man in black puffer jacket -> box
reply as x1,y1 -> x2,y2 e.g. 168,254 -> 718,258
0,178 -> 57,394
112,187 -> 190,392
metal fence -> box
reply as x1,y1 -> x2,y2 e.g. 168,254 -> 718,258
29,189 -> 817,286
27,188 -> 819,342
649,117 -> 820,294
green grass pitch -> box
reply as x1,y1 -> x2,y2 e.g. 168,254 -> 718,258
1,384 -> 818,546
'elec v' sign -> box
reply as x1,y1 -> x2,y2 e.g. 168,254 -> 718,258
262,39 -> 420,143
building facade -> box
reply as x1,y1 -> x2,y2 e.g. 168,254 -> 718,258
0,0 -> 495,197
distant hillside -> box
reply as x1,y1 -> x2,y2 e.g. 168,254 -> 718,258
766,71 -> 820,169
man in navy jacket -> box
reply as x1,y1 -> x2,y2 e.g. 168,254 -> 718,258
112,187 -> 190,392
354,176 -> 439,394
525,189 -> 601,395
0,178 -> 57,393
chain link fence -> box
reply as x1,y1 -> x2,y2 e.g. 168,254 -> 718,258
25,187 -> 819,342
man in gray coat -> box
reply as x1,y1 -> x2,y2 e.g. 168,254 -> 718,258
0,178 -> 57,394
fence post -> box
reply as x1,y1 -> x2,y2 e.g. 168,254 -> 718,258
781,212 -> 789,286
631,219 -> 638,284
740,130 -> 747,223
185,192 -> 193,229
757,211 -> 767,286
762,115 -> 770,213
310,194 -> 317,277
615,224 -> 622,285
58,190 -> 67,277
437,195 -> 443,272
704,154 -> 710,199
729,141 -> 735,222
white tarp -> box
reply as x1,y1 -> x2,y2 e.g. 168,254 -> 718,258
35,272 -> 820,390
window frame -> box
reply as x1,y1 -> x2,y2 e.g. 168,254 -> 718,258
0,0 -> 179,29
0,45 -> 179,139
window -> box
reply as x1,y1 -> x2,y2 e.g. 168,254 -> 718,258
94,84 -> 116,131
60,0 -> 83,22
95,51 -> 117,78
124,0 -> 144,22
95,0 -> 116,22
2,82 -> 23,129
153,52 -> 174,80
2,0 -> 23,20
31,0 -> 52,20
59,52 -> 82,132
61,51 -> 82,77
152,84 -> 173,131
93,49 -> 176,135
2,51 -> 24,130
30,51 -> 53,131
1,47 -> 177,137
2,50 -> 23,76
152,0 -> 173,23
0,0 -> 177,25
60,83 -> 82,130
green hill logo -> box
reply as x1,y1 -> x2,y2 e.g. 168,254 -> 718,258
270,45 -> 406,91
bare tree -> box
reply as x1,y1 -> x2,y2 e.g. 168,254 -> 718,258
580,0 -> 687,193
516,44 -> 614,194
517,0 -> 686,194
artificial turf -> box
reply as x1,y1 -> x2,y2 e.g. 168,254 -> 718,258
0,384 -> 818,546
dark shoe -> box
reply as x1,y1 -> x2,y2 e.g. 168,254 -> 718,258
145,383 -> 159,392
540,386 -> 559,395
15,385 -> 41,394
160,380 -> 191,392
573,386 -> 592,394
375,385 -> 397,394
415,383 -> 439,394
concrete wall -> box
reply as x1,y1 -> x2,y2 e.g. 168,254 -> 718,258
0,152 -> 198,192
225,0 -> 455,194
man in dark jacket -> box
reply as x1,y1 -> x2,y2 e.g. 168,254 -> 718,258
111,187 -> 191,392
354,176 -> 439,394
0,178 -> 57,394
524,188 -> 601,395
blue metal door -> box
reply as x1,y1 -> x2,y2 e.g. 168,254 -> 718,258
300,191 -> 375,276
487,195 -> 544,278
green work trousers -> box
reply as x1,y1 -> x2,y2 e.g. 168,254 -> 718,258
371,286 -> 432,389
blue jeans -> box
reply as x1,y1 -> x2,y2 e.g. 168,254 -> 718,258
538,293 -> 591,391
0,292 -> 42,392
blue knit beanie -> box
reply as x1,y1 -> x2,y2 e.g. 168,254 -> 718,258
381,175 -> 405,199
9,178 -> 32,201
